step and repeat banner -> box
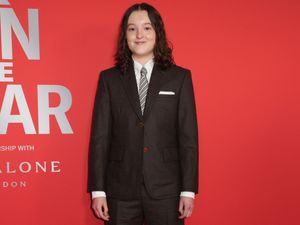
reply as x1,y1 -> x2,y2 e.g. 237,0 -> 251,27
1,1 -> 299,225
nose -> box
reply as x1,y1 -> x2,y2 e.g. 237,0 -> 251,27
136,28 -> 144,39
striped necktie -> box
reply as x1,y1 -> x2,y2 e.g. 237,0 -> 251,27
139,67 -> 148,115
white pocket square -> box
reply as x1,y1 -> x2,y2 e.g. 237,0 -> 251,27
158,91 -> 175,95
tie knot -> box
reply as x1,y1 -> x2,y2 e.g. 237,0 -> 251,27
140,67 -> 147,77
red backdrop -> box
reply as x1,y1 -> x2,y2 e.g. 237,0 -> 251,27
1,0 -> 299,225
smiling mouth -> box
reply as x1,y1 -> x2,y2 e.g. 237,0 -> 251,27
135,42 -> 146,45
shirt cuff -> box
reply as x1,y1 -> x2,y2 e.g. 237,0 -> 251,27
91,191 -> 106,199
180,191 -> 195,199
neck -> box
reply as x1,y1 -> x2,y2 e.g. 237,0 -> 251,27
132,54 -> 154,65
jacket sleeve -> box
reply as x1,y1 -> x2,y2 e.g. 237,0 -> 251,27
177,70 -> 199,194
87,72 -> 112,192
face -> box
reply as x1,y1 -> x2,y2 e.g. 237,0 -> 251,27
126,10 -> 156,62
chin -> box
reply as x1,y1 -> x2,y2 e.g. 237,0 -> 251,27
133,53 -> 153,59
132,49 -> 153,56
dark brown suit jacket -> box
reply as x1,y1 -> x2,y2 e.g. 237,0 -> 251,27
88,61 -> 199,200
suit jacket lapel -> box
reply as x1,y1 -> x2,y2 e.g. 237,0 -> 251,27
120,62 -> 143,121
142,63 -> 166,121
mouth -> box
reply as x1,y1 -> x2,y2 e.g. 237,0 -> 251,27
135,41 -> 146,45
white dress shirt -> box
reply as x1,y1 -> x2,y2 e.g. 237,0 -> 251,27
91,57 -> 195,199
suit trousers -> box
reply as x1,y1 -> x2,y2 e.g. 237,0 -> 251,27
105,179 -> 185,225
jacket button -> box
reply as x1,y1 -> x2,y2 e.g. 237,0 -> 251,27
143,147 -> 149,153
138,122 -> 144,127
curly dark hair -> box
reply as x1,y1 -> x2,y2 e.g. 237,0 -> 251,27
114,2 -> 174,74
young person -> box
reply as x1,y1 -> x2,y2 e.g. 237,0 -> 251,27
88,3 -> 199,225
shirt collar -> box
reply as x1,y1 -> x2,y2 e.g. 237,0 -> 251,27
132,57 -> 154,76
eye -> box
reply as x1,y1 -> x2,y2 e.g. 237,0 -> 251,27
127,27 -> 135,32
145,26 -> 152,31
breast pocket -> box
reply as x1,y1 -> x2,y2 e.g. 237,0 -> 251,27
156,94 -> 177,100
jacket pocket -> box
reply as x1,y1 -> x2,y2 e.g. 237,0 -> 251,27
109,145 -> 124,161
162,147 -> 179,162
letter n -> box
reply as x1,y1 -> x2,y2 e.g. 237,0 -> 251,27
0,8 -> 40,60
